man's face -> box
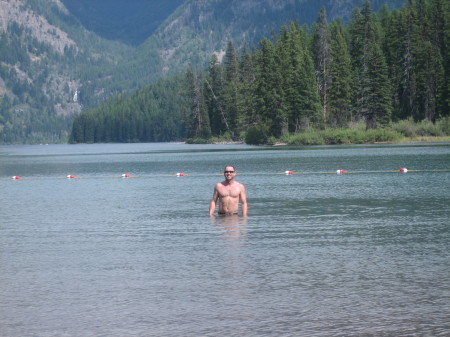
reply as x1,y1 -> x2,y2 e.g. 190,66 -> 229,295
224,166 -> 236,180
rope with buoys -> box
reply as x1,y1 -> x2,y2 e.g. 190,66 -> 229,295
274,168 -> 450,175
4,168 -> 450,181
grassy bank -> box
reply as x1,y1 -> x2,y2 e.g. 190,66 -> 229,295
186,118 -> 450,145
270,118 -> 450,146
281,118 -> 449,146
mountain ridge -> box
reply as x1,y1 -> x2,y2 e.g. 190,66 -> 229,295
60,0 -> 184,46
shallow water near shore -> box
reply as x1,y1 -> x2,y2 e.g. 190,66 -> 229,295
1,142 -> 449,336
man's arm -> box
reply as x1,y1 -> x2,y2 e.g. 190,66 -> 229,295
209,186 -> 219,217
240,184 -> 248,217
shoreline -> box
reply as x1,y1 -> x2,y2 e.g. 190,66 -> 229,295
3,136 -> 449,147
213,136 -> 450,146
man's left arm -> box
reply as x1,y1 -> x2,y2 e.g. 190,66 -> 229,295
240,185 -> 248,217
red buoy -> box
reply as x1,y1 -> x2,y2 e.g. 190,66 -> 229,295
122,173 -> 130,178
399,168 -> 408,173
67,174 -> 76,179
12,176 -> 21,180
337,169 -> 345,174
285,170 -> 293,175
177,172 -> 184,177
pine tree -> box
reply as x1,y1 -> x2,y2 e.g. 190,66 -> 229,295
184,66 -> 211,139
381,6 -> 409,121
417,0 -> 446,120
236,43 -> 256,134
366,42 -> 392,128
69,115 -> 84,143
349,4 -> 368,122
431,0 -> 450,117
297,46 -> 322,129
273,26 -> 291,136
398,1 -> 420,120
83,113 -> 95,143
312,8 -> 332,126
329,19 -> 352,127
253,38 -> 280,130
204,54 -> 227,136
222,41 -> 240,135
444,0 -> 450,116
265,22 -> 320,133
349,1 -> 391,128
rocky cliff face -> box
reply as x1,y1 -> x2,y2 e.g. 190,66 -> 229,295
0,0 -> 98,142
0,0 -> 76,54
0,0 -> 81,119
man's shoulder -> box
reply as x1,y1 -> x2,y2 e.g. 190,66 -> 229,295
236,181 -> 245,189
231,181 -> 245,190
215,181 -> 227,189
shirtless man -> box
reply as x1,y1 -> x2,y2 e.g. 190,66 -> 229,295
209,165 -> 248,217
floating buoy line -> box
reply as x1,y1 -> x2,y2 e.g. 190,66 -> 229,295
3,168 -> 450,181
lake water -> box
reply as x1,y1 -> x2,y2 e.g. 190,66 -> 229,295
1,142 -> 449,336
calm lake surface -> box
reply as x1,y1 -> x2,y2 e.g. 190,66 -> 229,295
1,142 -> 449,336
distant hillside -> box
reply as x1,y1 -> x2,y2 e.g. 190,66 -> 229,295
0,0 -> 406,144
61,0 -> 405,47
146,0 -> 406,73
60,0 -> 184,46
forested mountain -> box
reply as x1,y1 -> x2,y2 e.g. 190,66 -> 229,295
70,0 -> 450,144
1,0 -> 407,143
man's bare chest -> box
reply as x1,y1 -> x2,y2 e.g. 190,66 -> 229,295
218,185 -> 240,198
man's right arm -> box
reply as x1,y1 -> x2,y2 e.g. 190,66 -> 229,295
209,186 -> 219,217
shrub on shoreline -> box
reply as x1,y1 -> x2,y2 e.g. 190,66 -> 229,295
284,128 -> 402,146
390,117 -> 450,137
279,118 -> 450,146
188,118 -> 450,145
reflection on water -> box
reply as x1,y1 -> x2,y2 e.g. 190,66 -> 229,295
211,216 -> 249,286
0,143 -> 449,336
211,215 -> 248,241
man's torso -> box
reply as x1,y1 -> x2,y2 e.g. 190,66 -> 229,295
216,181 -> 241,213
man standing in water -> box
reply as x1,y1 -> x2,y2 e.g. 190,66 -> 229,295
209,165 -> 248,217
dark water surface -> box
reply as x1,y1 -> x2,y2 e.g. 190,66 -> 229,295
1,143 -> 449,336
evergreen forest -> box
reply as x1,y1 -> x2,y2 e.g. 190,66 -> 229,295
70,0 -> 450,145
